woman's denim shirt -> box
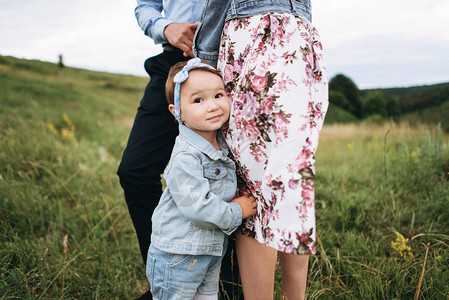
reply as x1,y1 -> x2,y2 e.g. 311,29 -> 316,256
151,124 -> 242,256
193,0 -> 312,67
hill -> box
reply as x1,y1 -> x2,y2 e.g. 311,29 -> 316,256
362,82 -> 449,131
1,56 -> 448,299
0,55 -> 150,298
362,82 -> 449,113
326,75 -> 448,130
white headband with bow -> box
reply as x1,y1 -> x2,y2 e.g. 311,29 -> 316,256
173,58 -> 215,122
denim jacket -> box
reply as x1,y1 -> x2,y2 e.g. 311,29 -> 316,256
151,124 -> 242,256
193,0 -> 312,67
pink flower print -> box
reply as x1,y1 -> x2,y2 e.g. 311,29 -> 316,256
307,101 -> 314,113
282,51 -> 296,65
257,40 -> 268,55
260,14 -> 271,30
270,179 -> 283,191
232,19 -> 240,31
274,112 -> 290,138
301,184 -> 314,205
224,65 -> 234,83
250,143 -> 267,163
250,75 -> 268,93
252,180 -> 263,193
274,112 -> 285,128
223,21 -> 230,32
232,58 -> 243,74
271,15 -> 280,31
313,69 -> 323,83
243,118 -> 260,140
219,13 -> 327,255
261,96 -> 274,115
241,18 -> 250,27
299,233 -> 310,244
232,110 -> 243,135
292,147 -> 312,172
305,64 -> 313,80
232,90 -> 246,112
288,178 -> 299,190
270,16 -> 283,41
306,50 -> 314,66
242,45 -> 251,59
242,92 -> 259,119
261,207 -> 273,227
270,193 -> 278,208
314,102 -> 323,120
282,241 -> 296,253
296,230 -> 313,249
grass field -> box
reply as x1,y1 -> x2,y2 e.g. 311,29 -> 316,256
1,56 -> 448,299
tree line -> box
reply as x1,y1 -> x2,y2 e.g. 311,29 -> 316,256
328,74 -> 449,122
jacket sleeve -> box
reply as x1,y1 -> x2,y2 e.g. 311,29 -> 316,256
192,0 -> 231,67
135,0 -> 174,44
165,151 -> 242,235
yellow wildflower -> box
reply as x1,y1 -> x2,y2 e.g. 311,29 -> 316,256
46,123 -> 58,134
47,113 -> 76,142
391,232 -> 413,262
347,142 -> 354,155
62,112 -> 75,131
60,128 -> 75,142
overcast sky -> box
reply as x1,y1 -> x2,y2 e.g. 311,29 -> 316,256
1,0 -> 448,89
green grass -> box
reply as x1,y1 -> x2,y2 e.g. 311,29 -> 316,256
323,103 -> 359,125
309,123 -> 449,299
0,56 -> 149,298
1,56 -> 448,299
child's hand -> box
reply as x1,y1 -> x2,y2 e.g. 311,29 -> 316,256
232,195 -> 257,219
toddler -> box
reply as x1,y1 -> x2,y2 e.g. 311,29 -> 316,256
146,58 -> 257,300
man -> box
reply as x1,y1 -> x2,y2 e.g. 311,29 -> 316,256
117,1 -> 242,299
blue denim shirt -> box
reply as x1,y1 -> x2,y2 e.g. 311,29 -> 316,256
151,124 -> 242,256
135,0 -> 205,45
193,0 -> 312,67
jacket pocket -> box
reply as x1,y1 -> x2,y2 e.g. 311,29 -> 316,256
203,163 -> 227,193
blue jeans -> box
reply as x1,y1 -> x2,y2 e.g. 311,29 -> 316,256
147,242 -> 226,300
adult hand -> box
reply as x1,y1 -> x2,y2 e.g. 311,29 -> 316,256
163,22 -> 198,58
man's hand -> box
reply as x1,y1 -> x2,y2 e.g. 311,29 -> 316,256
232,195 -> 257,219
163,22 -> 198,58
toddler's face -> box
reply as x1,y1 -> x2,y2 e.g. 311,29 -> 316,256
177,70 -> 230,136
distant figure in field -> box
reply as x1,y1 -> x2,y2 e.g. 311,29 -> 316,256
58,54 -> 64,68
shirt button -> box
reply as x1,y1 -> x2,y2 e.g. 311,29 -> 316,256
215,168 -> 220,175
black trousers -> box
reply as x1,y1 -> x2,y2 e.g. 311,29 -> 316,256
117,50 -> 242,299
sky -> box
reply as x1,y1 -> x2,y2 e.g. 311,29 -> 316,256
1,0 -> 448,89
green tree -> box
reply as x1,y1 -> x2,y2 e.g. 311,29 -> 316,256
385,95 -> 401,120
329,90 -> 349,110
329,74 -> 363,118
363,91 -> 387,118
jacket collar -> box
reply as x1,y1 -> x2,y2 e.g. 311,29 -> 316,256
178,124 -> 229,160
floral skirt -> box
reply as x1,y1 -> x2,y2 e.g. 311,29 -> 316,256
217,13 -> 328,254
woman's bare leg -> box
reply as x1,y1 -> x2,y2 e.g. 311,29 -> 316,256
279,253 -> 309,300
236,235 -> 277,299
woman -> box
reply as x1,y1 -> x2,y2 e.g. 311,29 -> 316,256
194,1 -> 328,299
